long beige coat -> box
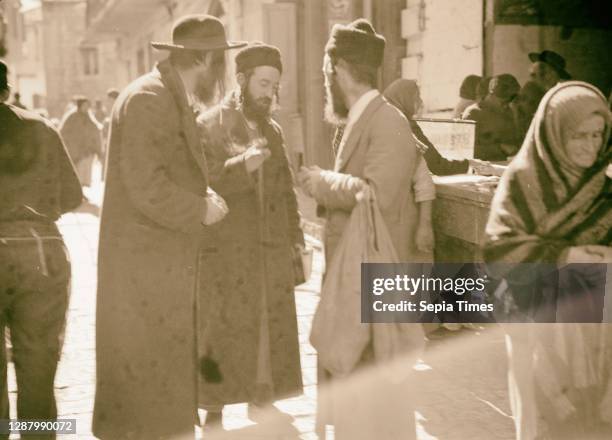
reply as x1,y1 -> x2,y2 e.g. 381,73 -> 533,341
313,94 -> 420,264
311,94 -> 424,439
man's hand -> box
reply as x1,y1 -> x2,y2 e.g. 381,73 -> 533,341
244,138 -> 271,173
415,223 -> 435,253
297,166 -> 323,197
203,188 -> 229,225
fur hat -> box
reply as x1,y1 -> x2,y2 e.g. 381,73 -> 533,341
325,18 -> 386,68
235,42 -> 282,74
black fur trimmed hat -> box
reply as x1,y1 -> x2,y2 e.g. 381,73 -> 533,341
235,42 -> 283,74
325,18 -> 386,67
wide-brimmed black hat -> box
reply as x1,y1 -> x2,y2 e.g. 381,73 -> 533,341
528,50 -> 571,80
151,15 -> 246,51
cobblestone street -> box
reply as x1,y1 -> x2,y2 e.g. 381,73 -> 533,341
6,175 -> 515,439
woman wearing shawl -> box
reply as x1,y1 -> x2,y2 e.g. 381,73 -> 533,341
484,81 -> 612,439
384,79 -> 495,176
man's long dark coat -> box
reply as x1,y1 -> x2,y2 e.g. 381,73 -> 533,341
93,60 -> 210,439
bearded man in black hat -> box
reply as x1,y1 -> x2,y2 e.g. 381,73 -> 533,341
529,50 -> 571,92
297,19 -> 424,439
195,42 -> 304,430
93,15 -> 245,439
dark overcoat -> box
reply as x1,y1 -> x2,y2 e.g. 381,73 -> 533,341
93,60 -> 210,439
196,95 -> 304,406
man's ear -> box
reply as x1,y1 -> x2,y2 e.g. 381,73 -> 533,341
236,72 -> 246,88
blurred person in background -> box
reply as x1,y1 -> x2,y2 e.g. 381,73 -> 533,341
529,50 -> 571,93
464,74 -> 521,161
10,91 -> 26,110
92,99 -> 106,126
384,78 -> 499,176
453,74 -> 481,119
59,96 -> 102,188
0,60 -> 83,439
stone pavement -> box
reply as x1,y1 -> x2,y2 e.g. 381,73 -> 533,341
5,173 -> 515,439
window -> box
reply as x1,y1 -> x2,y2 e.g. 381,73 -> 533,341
81,47 -> 99,76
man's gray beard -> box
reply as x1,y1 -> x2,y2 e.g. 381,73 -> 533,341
324,82 -> 348,126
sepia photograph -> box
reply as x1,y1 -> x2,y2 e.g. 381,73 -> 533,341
0,0 -> 611,438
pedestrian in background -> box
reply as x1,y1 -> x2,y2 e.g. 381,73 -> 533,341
453,74 -> 482,119
10,92 -> 26,110
196,42 -> 304,430
59,96 -> 102,188
93,15 -> 242,439
0,60 -> 83,439
463,74 -> 521,161
528,50 -> 571,93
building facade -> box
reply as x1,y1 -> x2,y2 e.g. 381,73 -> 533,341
3,1 -> 611,160
1,0 -> 120,117
397,0 -> 612,117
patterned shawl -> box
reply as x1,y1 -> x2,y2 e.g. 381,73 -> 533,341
484,81 -> 612,266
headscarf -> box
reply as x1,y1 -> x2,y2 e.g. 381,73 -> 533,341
459,75 -> 481,101
383,79 -> 470,175
383,79 -> 419,120
484,81 -> 611,265
544,84 -> 609,186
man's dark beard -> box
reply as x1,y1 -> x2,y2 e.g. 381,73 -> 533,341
241,86 -> 272,123
324,77 -> 348,125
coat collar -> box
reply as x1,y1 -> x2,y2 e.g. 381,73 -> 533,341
156,60 -> 209,182
334,94 -> 385,172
